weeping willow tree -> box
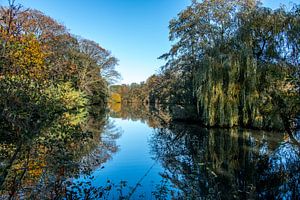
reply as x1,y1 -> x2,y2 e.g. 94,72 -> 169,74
160,0 -> 300,130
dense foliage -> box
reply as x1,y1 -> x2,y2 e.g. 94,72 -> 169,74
161,0 -> 300,131
0,1 -> 120,198
0,1 -> 119,138
112,0 -> 300,132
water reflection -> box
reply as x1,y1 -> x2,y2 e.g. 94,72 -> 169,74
111,102 -> 300,199
0,105 -> 121,199
150,124 -> 299,199
1,102 -> 299,199
109,102 -> 170,128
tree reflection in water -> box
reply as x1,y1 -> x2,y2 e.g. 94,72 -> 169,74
109,102 -> 299,199
1,102 -> 298,199
0,106 -> 121,199
150,123 -> 299,199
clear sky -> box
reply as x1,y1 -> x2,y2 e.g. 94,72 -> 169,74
0,0 -> 297,84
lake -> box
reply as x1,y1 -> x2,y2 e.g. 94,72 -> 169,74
0,103 -> 299,199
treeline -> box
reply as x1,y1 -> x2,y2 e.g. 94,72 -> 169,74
0,1 -> 119,138
111,0 -> 300,131
110,82 -> 149,103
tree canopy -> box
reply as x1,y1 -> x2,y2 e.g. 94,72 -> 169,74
111,0 -> 300,132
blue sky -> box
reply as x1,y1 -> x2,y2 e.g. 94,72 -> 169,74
0,0 -> 297,84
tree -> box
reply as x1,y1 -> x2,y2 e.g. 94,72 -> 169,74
78,38 -> 120,84
158,0 -> 299,131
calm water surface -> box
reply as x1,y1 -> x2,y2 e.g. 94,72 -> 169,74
90,118 -> 164,199
0,103 -> 299,199
83,103 -> 300,199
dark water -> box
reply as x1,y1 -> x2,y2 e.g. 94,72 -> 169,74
0,103 -> 299,199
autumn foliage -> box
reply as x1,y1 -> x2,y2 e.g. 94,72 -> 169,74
0,1 -> 120,138
0,1 -> 121,198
